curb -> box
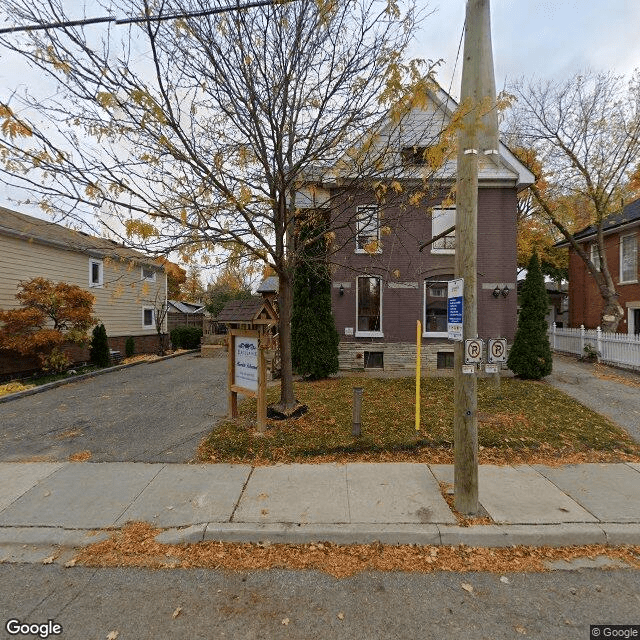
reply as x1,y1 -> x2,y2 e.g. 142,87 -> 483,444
0,349 -> 200,404
1,523 -> 639,551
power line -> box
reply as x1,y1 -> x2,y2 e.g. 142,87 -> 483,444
0,0 -> 296,35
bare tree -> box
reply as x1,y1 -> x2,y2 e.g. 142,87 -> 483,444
0,0 -> 452,412
506,70 -> 640,331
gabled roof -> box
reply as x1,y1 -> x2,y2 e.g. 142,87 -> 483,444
0,206 -> 161,268
168,300 -> 205,314
216,298 -> 277,324
568,198 -> 640,243
310,83 -> 534,192
257,276 -> 278,294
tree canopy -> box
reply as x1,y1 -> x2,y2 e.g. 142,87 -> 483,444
0,0 -> 450,411
506,69 -> 640,331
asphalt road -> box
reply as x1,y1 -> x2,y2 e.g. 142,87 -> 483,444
1,564 -> 639,640
0,354 -> 228,463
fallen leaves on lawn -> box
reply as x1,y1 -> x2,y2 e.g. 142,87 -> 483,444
71,522 -> 640,578
0,381 -> 35,397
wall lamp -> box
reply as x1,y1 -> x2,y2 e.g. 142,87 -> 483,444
493,285 -> 510,298
339,284 -> 345,296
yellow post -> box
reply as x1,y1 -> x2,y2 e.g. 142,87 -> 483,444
415,320 -> 422,432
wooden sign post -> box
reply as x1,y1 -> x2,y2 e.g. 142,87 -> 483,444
228,329 -> 267,433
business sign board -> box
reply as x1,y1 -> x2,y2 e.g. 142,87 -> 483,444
234,337 -> 259,393
447,278 -> 464,341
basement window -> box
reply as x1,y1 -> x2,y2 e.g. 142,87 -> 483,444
437,351 -> 454,369
364,351 -> 384,369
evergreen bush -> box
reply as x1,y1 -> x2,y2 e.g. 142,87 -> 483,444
507,253 -> 553,379
125,336 -> 135,358
170,326 -> 203,349
89,323 -> 111,368
291,218 -> 339,380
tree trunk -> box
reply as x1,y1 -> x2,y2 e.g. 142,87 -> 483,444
598,281 -> 624,332
274,270 -> 298,412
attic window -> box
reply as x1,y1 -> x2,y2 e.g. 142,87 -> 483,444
401,146 -> 428,165
141,266 -> 156,282
89,259 -> 103,288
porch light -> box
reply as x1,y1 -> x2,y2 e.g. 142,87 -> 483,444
501,285 -> 510,298
492,286 -> 501,298
339,284 -> 345,296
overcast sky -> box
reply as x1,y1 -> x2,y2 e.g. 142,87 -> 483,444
1,0 -> 639,225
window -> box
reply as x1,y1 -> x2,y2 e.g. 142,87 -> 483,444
431,208 -> 456,254
142,307 -> 155,328
424,275 -> 454,336
620,234 -> 637,283
437,351 -> 454,369
364,351 -> 384,369
89,259 -> 103,287
590,243 -> 601,270
141,266 -> 156,282
356,205 -> 380,253
401,146 -> 428,165
356,276 -> 382,336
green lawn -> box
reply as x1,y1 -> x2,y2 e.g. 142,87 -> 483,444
198,376 -> 640,465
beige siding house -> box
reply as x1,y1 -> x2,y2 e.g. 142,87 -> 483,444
0,206 -> 167,376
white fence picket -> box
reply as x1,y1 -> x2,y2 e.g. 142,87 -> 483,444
549,323 -> 640,371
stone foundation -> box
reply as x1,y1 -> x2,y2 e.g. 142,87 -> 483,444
338,341 -> 455,372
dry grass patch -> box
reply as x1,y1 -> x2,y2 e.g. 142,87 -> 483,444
198,377 -> 640,465
73,522 -> 640,578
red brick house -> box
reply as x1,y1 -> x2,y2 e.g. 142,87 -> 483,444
299,88 -> 535,371
559,198 -> 640,335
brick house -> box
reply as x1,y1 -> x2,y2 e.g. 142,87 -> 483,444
0,206 -> 167,377
299,88 -> 534,372
558,198 -> 640,335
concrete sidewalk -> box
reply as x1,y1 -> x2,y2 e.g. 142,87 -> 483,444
1,461 -> 639,562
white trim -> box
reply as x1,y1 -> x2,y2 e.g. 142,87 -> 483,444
423,276 -> 453,337
619,232 -> 638,284
142,306 -> 155,328
89,258 -> 103,288
355,205 -> 381,254
141,265 -> 156,282
431,207 -> 456,255
355,275 -> 383,338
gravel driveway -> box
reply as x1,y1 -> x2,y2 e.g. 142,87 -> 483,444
0,353 -> 228,463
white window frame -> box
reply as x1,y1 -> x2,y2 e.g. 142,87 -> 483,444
431,207 -> 456,255
355,205 -> 381,254
142,306 -> 155,328
141,265 -> 156,282
89,258 -> 103,288
423,276 -> 453,338
355,276 -> 383,338
620,233 -> 638,284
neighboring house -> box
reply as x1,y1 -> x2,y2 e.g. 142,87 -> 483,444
0,206 -> 167,376
557,198 -> 640,335
298,87 -> 535,371
167,299 -> 205,330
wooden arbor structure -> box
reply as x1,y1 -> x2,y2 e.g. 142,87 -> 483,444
217,298 -> 278,432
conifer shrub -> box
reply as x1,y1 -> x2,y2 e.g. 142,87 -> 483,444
89,323 -> 111,368
170,326 -> 203,349
125,336 -> 135,358
507,253 -> 553,379
291,218 -> 339,380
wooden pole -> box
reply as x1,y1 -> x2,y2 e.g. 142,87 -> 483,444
257,340 -> 267,433
454,0 -> 497,515
415,320 -> 422,432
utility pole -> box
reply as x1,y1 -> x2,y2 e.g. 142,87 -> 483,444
454,0 -> 499,515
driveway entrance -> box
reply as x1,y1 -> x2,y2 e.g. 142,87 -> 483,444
0,354 -> 228,463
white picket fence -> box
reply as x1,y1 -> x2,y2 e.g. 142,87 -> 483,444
549,323 -> 640,371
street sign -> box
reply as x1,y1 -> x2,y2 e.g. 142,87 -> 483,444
487,338 -> 507,364
464,338 -> 484,364
447,278 -> 464,341
485,364 -> 498,374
